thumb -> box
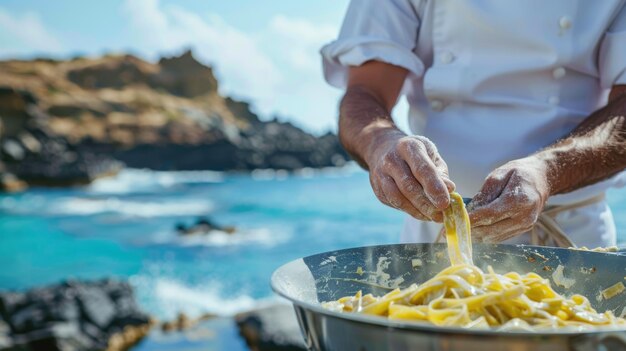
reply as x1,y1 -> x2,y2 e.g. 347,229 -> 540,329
468,170 -> 513,223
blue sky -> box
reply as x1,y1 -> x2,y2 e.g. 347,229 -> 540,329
0,0 -> 410,134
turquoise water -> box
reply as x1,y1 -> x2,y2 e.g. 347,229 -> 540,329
0,167 -> 625,320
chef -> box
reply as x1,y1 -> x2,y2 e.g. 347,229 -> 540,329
321,0 -> 626,247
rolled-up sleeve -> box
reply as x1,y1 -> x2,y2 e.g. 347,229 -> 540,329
599,4 -> 626,88
320,0 -> 424,89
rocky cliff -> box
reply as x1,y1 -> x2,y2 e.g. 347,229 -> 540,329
0,51 -> 347,189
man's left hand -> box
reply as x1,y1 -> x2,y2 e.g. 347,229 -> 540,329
467,157 -> 551,243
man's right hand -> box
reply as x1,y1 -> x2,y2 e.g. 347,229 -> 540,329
364,129 -> 454,222
339,61 -> 454,222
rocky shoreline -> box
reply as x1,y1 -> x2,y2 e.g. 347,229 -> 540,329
0,51 -> 348,191
0,280 -> 305,351
0,279 -> 151,351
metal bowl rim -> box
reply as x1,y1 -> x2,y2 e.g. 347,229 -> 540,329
270,243 -> 626,337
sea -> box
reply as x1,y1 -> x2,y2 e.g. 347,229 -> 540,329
1,166 -> 625,349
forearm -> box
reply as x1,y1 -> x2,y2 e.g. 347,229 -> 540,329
534,94 -> 626,195
339,85 -> 405,169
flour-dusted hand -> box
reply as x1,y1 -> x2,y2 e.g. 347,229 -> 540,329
365,131 -> 455,222
467,157 -> 550,242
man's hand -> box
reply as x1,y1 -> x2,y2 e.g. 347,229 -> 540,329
339,61 -> 455,222
467,157 -> 550,242
365,130 -> 454,222
468,85 -> 626,243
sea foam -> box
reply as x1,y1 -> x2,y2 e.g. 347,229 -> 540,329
50,197 -> 213,217
89,168 -> 223,194
131,276 -> 280,319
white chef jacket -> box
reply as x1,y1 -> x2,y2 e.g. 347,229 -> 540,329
321,0 -> 626,247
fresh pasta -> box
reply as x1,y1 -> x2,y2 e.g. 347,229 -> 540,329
323,193 -> 626,331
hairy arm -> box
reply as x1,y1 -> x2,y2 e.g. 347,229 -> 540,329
539,86 -> 626,194
340,61 -> 454,222
468,86 -> 626,242
339,61 -> 407,168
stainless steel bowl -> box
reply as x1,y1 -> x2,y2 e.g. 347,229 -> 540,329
271,243 -> 626,351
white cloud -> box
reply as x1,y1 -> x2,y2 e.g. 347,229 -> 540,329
122,0 -> 283,116
1,0 -> 347,133
268,14 -> 336,71
0,7 -> 64,57
121,0 -> 346,132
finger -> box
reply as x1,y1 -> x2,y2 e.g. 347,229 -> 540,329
442,178 -> 456,193
417,137 -> 456,193
472,217 -> 533,243
397,141 -> 450,210
370,173 -> 388,204
468,196 -> 515,227
468,170 -> 515,225
470,168 -> 514,208
379,175 -> 431,221
388,161 -> 442,222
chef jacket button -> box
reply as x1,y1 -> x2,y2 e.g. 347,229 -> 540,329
559,16 -> 572,30
430,99 -> 444,111
440,51 -> 454,64
548,96 -> 560,105
552,67 -> 566,79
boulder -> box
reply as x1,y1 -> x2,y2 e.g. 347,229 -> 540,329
76,285 -> 116,329
0,279 -> 151,351
155,50 -> 218,97
175,217 -> 236,236
0,172 -> 27,192
0,87 -> 38,137
0,319 -> 11,349
235,304 -> 306,351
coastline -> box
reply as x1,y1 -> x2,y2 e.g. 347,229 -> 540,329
0,52 -> 348,193
0,279 -> 304,351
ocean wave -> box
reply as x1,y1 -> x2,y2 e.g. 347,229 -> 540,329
250,163 -> 361,181
0,194 -> 212,217
151,227 -> 290,248
89,168 -> 223,194
131,276 -> 279,319
48,197 -> 213,217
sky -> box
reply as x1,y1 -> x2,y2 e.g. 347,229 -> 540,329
0,0 -> 410,134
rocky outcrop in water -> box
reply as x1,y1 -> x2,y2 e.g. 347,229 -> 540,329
0,50 -> 348,189
0,279 -> 151,351
235,304 -> 306,351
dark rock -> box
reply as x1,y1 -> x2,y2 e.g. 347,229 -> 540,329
14,322 -> 94,351
46,300 -> 80,323
67,55 -> 155,90
155,50 -> 219,97
0,87 -> 38,137
0,291 -> 27,318
76,286 -> 116,329
0,279 -> 151,351
105,119 -> 348,171
224,97 -> 261,125
2,139 -> 25,161
47,103 -> 108,118
11,304 -> 47,333
176,217 -> 236,236
235,304 -> 305,351
0,319 -> 11,349
0,84 -> 123,189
